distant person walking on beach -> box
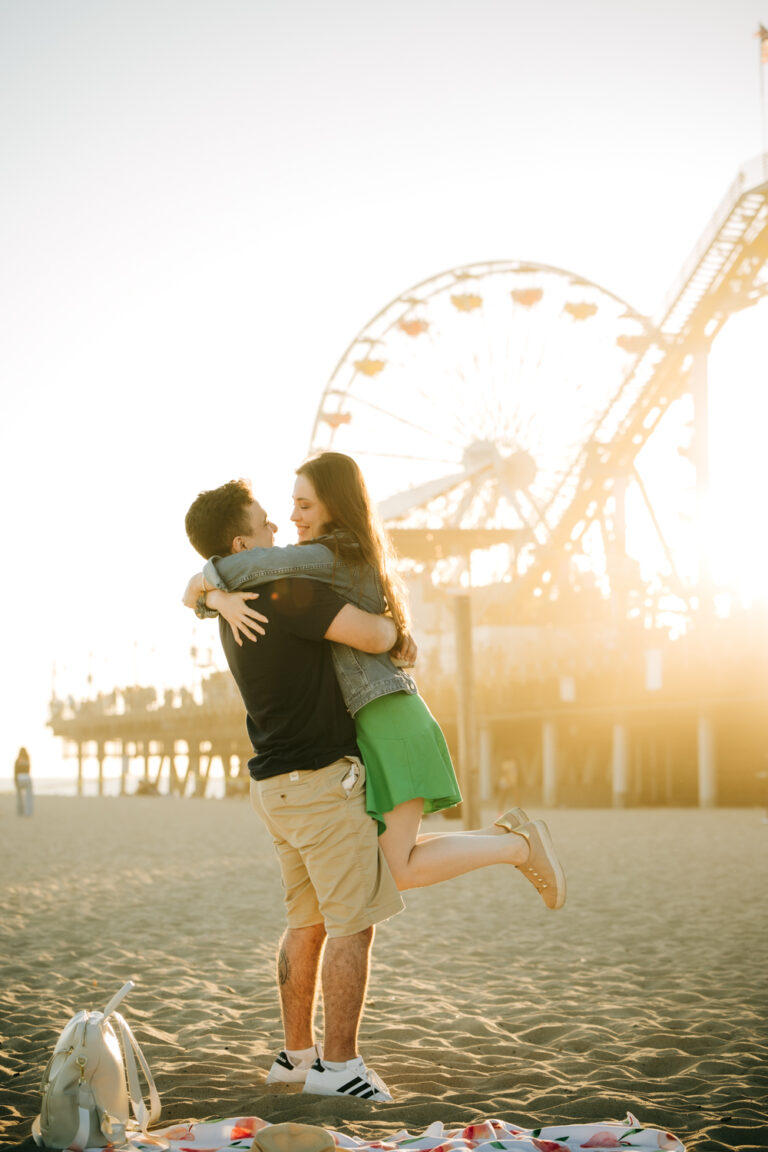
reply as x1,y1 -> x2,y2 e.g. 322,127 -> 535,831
184,453 -> 565,911
14,746 -> 33,817
495,758 -> 520,814
185,482 -> 404,1101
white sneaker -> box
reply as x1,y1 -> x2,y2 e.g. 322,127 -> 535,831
302,1056 -> 392,1101
265,1045 -> 321,1084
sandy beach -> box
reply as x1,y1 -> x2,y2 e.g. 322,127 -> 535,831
1,795 -> 766,1152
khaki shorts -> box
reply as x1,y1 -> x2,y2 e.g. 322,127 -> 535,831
250,756 -> 403,938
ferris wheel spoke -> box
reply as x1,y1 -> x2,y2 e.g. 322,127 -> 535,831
387,338 -> 445,411
342,394 -> 467,451
419,329 -> 476,436
408,345 -> 483,449
336,447 -> 461,466
447,479 -> 487,527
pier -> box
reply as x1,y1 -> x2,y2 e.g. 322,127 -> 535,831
48,606 -> 768,809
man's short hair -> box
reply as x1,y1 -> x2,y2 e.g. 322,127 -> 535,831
185,478 -> 255,559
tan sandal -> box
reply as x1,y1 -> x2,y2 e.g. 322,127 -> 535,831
513,819 -> 566,910
494,806 -> 530,832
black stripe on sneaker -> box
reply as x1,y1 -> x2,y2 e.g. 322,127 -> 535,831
339,1076 -> 373,1095
275,1052 -> 294,1070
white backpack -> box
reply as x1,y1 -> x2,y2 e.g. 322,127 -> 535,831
32,981 -> 161,1151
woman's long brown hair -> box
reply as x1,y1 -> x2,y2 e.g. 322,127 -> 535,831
296,452 -> 410,638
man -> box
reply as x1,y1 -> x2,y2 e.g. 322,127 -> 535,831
185,479 -> 403,1102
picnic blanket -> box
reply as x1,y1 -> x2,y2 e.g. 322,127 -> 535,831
122,1112 -> 685,1152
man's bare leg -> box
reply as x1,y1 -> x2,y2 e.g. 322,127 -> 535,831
277,923 -> 326,1050
321,926 -> 374,1062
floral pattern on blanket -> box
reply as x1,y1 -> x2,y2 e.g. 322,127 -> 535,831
110,1111 -> 684,1152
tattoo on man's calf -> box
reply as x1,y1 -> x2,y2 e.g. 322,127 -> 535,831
278,948 -> 289,985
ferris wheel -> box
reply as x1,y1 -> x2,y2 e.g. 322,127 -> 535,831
310,261 -> 653,583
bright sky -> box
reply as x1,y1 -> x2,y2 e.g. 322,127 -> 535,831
1,0 -> 767,780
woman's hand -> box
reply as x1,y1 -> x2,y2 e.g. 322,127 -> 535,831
391,631 -> 417,668
207,589 -> 268,646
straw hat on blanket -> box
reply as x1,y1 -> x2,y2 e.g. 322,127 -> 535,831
251,1121 -> 335,1152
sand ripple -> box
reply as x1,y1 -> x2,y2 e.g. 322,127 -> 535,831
1,798 -> 767,1151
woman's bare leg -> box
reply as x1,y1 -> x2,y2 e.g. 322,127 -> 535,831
416,806 -> 527,842
416,821 -> 507,842
378,798 -> 529,891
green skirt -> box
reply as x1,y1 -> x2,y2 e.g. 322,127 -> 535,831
354,692 -> 462,834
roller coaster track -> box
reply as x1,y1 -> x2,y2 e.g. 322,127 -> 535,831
520,153 -> 768,599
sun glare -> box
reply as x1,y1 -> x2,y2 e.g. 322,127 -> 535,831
707,305 -> 768,605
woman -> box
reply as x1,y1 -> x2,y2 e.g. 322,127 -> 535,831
14,745 -> 33,818
186,453 -> 565,909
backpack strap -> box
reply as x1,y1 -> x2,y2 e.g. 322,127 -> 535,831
72,1096 -> 92,1152
102,981 -> 135,1018
112,1011 -> 161,1128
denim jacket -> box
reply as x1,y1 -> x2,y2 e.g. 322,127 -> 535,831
203,538 -> 417,716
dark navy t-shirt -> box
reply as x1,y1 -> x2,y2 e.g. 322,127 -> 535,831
219,577 -> 360,780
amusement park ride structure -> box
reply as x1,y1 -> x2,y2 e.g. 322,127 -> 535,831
48,156 -> 768,808
310,154 -> 768,620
